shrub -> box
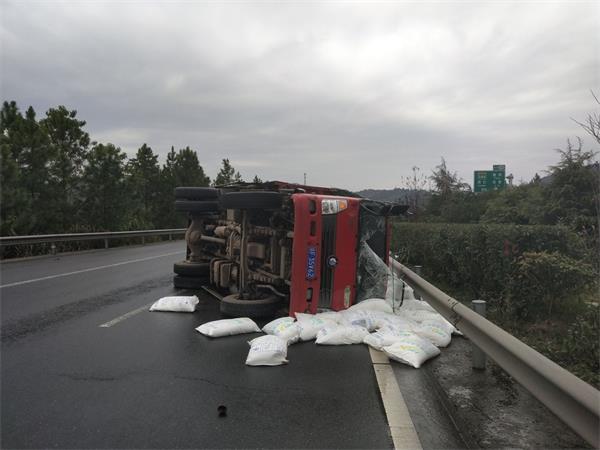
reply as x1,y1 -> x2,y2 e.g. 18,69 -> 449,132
392,222 -> 593,318
506,251 -> 595,320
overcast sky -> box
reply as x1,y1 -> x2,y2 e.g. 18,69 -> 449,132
2,1 -> 598,190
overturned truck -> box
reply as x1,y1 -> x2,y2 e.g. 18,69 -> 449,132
173,181 -> 406,318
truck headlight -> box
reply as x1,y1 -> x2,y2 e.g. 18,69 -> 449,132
321,199 -> 348,215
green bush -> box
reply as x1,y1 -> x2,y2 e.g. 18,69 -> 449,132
392,222 -> 593,318
507,251 -> 595,320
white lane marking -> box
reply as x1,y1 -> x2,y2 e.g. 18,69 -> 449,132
0,251 -> 184,288
369,347 -> 423,450
99,302 -> 155,328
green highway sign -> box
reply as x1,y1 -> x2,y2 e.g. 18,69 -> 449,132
474,165 -> 507,192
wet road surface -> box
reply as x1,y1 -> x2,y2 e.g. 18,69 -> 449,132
1,243 -> 400,449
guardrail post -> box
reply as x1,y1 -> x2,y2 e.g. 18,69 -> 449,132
471,300 -> 487,370
141,236 -> 145,245
168,233 -> 172,241
104,238 -> 109,249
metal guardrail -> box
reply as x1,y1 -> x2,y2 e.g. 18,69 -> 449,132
391,259 -> 600,448
0,229 -> 187,247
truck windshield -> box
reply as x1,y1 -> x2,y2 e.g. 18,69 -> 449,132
356,204 -> 389,301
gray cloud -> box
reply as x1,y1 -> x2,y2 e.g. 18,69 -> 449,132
1,1 -> 598,189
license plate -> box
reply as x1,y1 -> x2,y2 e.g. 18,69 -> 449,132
306,246 -> 317,280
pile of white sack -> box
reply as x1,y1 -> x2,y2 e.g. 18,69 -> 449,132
175,284 -> 461,368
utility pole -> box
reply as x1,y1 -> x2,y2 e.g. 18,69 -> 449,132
303,173 -> 307,185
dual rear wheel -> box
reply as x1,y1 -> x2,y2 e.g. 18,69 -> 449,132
173,187 -> 285,317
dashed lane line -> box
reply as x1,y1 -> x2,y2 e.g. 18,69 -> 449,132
370,347 -> 423,450
0,251 -> 184,289
98,302 -> 155,328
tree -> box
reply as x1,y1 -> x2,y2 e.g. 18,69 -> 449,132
1,104 -> 55,234
1,101 -> 21,148
572,90 -> 600,145
127,143 -> 160,228
481,183 -> 545,225
544,138 -> 598,227
430,158 -> 470,195
154,146 -> 182,228
40,106 -> 90,231
80,143 -> 129,230
173,146 -> 211,187
214,158 -> 242,186
400,166 -> 427,218
0,106 -> 30,234
252,175 -> 263,184
152,146 -> 212,228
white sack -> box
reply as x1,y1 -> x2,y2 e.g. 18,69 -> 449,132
274,322 -> 301,345
399,308 -> 460,335
295,313 -> 337,341
383,334 -> 441,368
315,324 -> 369,345
245,335 -> 288,366
421,318 -> 458,336
403,285 -> 416,300
315,311 -> 342,323
338,309 -> 378,332
262,317 -> 300,345
414,320 -> 452,347
363,328 -> 415,351
401,299 -> 437,314
262,317 -> 295,334
399,309 -> 440,323
349,298 -> 393,314
149,295 -> 199,312
196,318 -> 260,338
372,313 -> 417,332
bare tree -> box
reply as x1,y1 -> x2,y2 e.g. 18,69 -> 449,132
400,166 -> 427,217
572,90 -> 600,145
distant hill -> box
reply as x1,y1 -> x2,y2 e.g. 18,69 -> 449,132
356,188 -> 429,204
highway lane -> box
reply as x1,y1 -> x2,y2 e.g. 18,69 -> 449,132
0,244 -> 395,449
1,241 -> 185,327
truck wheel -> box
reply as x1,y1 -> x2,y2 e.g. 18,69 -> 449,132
173,260 -> 210,277
220,191 -> 283,210
174,187 -> 219,201
175,200 -> 220,214
173,275 -> 209,290
220,294 -> 281,318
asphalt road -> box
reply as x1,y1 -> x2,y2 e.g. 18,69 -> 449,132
1,242 -> 399,449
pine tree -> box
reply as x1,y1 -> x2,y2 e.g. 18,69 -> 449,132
174,146 -> 210,186
127,143 -> 160,228
1,103 -> 56,234
154,146 -> 181,228
40,106 -> 90,232
80,143 -> 129,231
214,158 -> 243,185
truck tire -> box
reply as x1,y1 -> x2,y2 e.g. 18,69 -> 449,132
174,187 -> 219,201
220,294 -> 281,318
173,260 -> 210,277
174,200 -> 220,214
173,274 -> 209,290
220,191 -> 283,210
